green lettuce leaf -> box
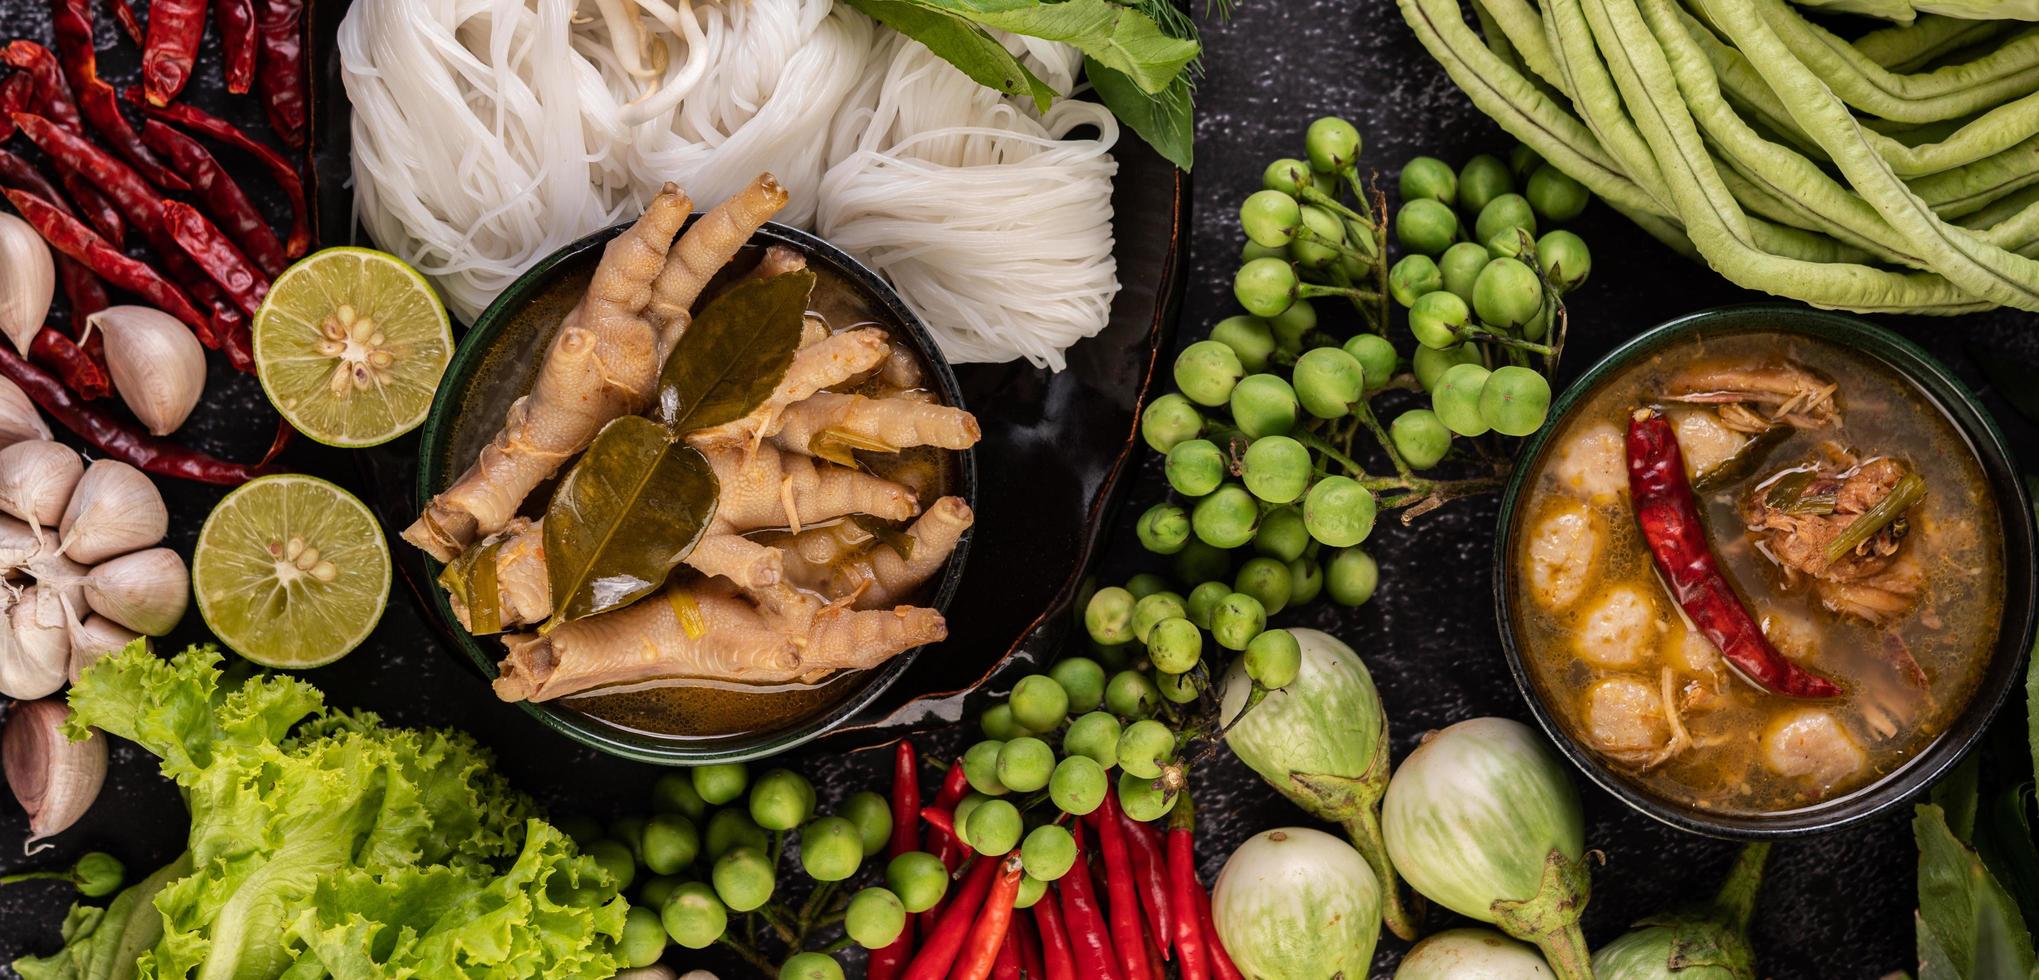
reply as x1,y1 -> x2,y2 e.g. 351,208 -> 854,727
20,643 -> 625,980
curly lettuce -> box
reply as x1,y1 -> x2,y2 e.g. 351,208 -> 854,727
14,644 -> 626,980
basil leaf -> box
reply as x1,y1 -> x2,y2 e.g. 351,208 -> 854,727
889,0 -> 1199,94
845,0 -> 1057,109
655,269 -> 813,433
1913,803 -> 2037,980
543,416 -> 719,627
1087,58 -> 1194,171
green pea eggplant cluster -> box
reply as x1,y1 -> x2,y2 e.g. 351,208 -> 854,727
1402,0 -> 2039,313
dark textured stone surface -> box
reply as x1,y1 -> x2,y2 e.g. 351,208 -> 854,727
2,0 -> 2036,977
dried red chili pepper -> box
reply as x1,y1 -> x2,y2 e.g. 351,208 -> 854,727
1196,884 -> 1243,980
902,857 -> 1000,980
254,0 -> 307,148
215,0 -> 259,94
4,188 -> 207,333
111,0 -> 143,44
28,329 -> 108,400
1164,800 -> 1209,980
0,74 -> 31,140
142,0 -> 208,105
0,149 -> 111,333
1032,891 -> 1079,980
992,917 -> 1022,980
58,171 -> 124,244
131,96 -> 310,258
0,345 -> 274,485
1118,808 -> 1173,961
1057,823 -> 1120,980
1,42 -> 83,135
142,121 -> 288,277
1089,797 -> 1152,980
49,0 -> 188,192
951,854 -> 1024,980
1626,408 -> 1841,698
160,201 -> 269,318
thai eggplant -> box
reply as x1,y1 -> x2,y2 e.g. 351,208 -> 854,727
1591,844 -> 1769,980
1210,827 -> 1382,979
1395,927 -> 1556,979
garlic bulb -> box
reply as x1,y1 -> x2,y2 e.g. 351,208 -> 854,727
58,459 -> 168,564
64,610 -> 142,683
0,440 -> 82,528
0,588 -> 70,699
0,213 -> 54,358
84,546 -> 187,636
86,306 -> 206,436
22,544 -> 87,630
0,515 -> 37,568
2,697 -> 106,853
0,376 -> 50,448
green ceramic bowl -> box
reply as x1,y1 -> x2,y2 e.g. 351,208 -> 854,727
414,220 -> 975,765
1493,303 -> 2036,838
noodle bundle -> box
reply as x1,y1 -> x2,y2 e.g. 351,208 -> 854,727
338,0 -> 1121,368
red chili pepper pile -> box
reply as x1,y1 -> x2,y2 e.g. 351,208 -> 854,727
0,0 -> 312,484
878,738 -> 1240,979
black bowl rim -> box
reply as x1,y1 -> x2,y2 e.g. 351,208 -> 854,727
413,219 -> 978,766
1492,303 -> 2037,839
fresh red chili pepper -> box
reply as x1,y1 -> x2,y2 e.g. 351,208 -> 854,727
1015,906 -> 1046,980
1,42 -> 83,135
0,345 -> 274,484
4,188 -> 208,334
1058,823 -> 1121,980
952,854 -> 1024,980
214,0 -> 258,94
1031,895 -> 1077,980
141,121 -> 287,277
870,740 -> 921,980
141,0 -> 208,106
992,916 -> 1022,980
49,0 -> 188,192
927,761 -> 970,873
111,0 -> 143,44
902,856 -> 1001,980
160,201 -> 270,318
1143,928 -> 1165,980
1164,801 -> 1210,980
1090,797 -> 1152,980
253,0 -> 307,149
920,806 -> 968,851
0,74 -> 31,141
28,329 -> 109,400
58,171 -> 124,245
131,97 -> 310,258
1118,807 -> 1173,961
1626,408 -> 1841,697
1196,884 -> 1243,980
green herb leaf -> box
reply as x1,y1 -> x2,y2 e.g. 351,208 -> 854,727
543,416 -> 719,627
655,269 -> 813,433
889,0 -> 1199,94
439,536 -> 507,634
1088,58 -> 1195,171
1913,803 -> 2036,980
849,514 -> 918,560
844,0 -> 1057,109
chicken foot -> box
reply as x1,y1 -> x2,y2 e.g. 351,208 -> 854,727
493,579 -> 948,701
646,173 -> 791,351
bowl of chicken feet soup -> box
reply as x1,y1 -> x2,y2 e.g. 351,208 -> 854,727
1496,305 -> 2034,837
406,175 -> 979,764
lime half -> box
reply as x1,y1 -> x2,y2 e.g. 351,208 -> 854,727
193,474 -> 391,669
254,247 -> 452,447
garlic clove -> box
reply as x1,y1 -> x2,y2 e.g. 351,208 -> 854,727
0,515 -> 39,569
64,609 -> 143,684
0,440 -> 82,529
0,375 -> 50,449
84,546 -> 188,636
0,212 -> 55,359
57,459 -> 169,564
0,587 -> 70,699
85,306 -> 206,436
22,541 -> 88,631
3,697 -> 106,853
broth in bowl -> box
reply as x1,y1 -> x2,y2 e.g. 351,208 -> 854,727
1508,329 -> 2004,817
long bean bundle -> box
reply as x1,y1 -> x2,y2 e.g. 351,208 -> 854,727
1400,0 -> 2039,313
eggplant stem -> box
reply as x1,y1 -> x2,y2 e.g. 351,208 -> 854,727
1712,841 -> 1772,935
1340,804 -> 1423,942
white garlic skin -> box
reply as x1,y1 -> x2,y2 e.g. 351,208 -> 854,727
2,697 -> 105,852
0,588 -> 70,699
0,375 -> 50,448
87,306 -> 207,436
0,440 -> 82,528
59,459 -> 169,564
84,546 -> 189,636
0,212 -> 54,359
